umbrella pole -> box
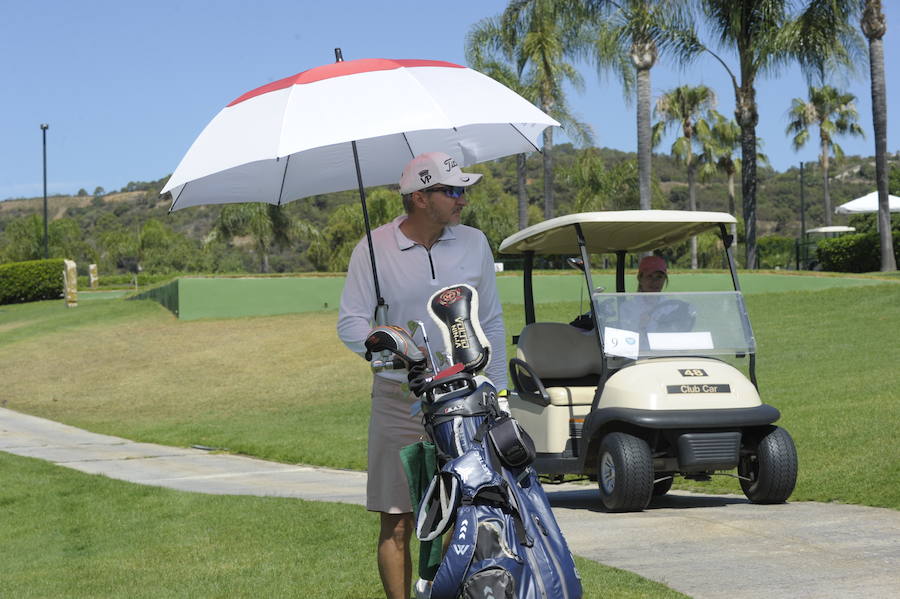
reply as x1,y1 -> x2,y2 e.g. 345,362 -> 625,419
334,48 -> 387,325
351,139 -> 388,325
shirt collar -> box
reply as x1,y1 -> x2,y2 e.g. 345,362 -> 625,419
392,214 -> 457,250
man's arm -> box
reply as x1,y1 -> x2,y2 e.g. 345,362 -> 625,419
337,241 -> 376,356
475,234 -> 508,389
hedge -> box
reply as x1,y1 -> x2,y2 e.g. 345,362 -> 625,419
0,259 -> 66,305
816,231 -> 900,273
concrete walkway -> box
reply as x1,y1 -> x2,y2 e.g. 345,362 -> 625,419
2,407 -> 898,599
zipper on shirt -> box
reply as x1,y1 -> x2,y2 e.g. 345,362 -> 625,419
426,248 -> 436,279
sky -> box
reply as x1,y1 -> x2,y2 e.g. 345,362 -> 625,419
2,0 -> 898,201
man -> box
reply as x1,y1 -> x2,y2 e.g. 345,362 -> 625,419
337,151 -> 507,599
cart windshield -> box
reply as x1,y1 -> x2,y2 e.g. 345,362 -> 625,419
591,291 -> 755,359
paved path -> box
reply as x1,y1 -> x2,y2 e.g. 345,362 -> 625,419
2,407 -> 898,599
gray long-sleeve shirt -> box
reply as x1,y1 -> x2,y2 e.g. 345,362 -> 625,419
337,214 -> 508,388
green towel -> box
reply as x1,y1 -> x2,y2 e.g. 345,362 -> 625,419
400,440 -> 441,581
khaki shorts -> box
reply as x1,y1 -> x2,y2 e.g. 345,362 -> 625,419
367,376 -> 425,514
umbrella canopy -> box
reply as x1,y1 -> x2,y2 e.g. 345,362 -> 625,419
834,191 -> 900,215
163,57 -> 559,210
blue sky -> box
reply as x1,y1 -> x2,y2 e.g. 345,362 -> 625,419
2,0 -> 897,201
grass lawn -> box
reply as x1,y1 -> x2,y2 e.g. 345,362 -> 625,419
0,274 -> 897,597
1,277 -> 898,509
0,451 -> 686,598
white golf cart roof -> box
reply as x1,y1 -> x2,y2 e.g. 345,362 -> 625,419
499,210 -> 738,255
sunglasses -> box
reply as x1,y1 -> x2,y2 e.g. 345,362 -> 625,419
425,185 -> 467,199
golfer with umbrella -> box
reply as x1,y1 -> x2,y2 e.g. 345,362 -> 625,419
161,52 -> 558,598
337,152 -> 507,599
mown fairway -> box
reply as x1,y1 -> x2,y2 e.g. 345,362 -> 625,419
1,275 -> 898,508
0,274 -> 897,597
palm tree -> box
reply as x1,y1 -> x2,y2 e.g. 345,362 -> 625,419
786,85 -> 865,226
586,0 -> 692,210
678,0 -> 861,269
213,204 -> 312,273
860,0 -> 896,271
701,112 -> 743,261
566,148 -> 640,212
467,14 -> 591,229
653,84 -> 716,268
502,0 -> 588,219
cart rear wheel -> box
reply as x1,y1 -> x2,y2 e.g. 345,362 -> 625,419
597,433 -> 653,512
739,426 -> 798,504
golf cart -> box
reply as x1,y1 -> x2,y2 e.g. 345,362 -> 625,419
499,210 -> 798,512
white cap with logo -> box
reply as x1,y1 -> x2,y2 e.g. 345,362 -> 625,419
399,151 -> 483,194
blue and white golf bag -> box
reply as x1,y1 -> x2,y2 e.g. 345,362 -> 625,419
368,284 -> 582,599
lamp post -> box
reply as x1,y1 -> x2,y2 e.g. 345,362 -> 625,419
41,123 -> 49,259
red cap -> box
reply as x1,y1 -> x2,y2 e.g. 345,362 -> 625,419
638,256 -> 667,275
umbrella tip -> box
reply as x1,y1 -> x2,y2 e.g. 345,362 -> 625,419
334,47 -> 343,62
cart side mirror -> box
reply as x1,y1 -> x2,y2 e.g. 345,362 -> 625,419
566,257 -> 585,273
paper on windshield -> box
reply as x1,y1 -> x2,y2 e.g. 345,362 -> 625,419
604,327 -> 640,359
647,331 -> 714,351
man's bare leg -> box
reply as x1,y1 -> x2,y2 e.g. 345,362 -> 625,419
378,512 -> 413,599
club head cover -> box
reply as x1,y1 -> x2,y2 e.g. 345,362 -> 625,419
427,284 -> 490,374
364,325 -> 426,368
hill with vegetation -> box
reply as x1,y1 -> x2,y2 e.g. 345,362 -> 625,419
1,146 -> 897,276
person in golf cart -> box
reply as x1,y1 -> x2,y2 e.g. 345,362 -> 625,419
337,151 -> 507,599
572,255 -> 695,337
615,255 -> 696,337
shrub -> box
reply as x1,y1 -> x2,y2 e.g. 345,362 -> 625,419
0,259 -> 66,305
758,235 -> 797,269
817,231 -> 900,273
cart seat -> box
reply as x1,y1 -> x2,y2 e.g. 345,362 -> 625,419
512,322 -> 603,406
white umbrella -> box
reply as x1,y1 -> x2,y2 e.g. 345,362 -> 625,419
162,55 -> 558,210
161,50 -> 559,318
834,191 -> 900,214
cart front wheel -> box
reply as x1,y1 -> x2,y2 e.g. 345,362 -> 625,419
739,426 -> 798,504
597,432 -> 653,512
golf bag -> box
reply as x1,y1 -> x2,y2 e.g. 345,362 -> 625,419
369,284 -> 582,599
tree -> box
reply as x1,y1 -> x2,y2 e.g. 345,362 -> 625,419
93,186 -> 105,197
501,0 -> 588,219
565,148 -> 640,212
139,219 -> 203,274
467,14 -> 592,229
860,0 -> 896,270
701,112 -> 743,261
680,0 -> 862,268
306,188 -> 402,272
213,204 -> 313,273
653,84 -> 717,268
0,215 -> 43,263
786,85 -> 864,226
586,0 -> 693,210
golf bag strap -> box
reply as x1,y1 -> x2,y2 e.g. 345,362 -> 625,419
430,505 -> 478,599
428,284 -> 490,374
